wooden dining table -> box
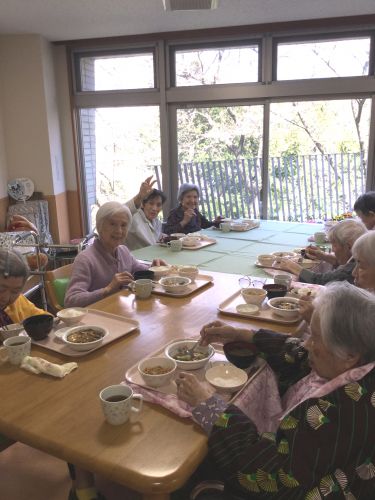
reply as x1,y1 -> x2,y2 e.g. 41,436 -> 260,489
0,271 -> 300,499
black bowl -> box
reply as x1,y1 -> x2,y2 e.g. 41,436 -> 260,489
223,341 -> 257,369
263,283 -> 287,299
133,270 -> 155,281
23,314 -> 54,341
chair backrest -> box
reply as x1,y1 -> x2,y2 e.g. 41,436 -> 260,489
45,263 -> 73,313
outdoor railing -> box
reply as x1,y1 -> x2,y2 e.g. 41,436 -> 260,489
153,152 -> 366,222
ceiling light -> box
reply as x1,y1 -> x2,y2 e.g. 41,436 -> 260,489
163,0 -> 218,11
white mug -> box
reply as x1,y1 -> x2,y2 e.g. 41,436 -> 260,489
130,279 -> 153,299
99,384 -> 143,425
167,239 -> 183,251
220,222 -> 231,233
2,336 -> 31,365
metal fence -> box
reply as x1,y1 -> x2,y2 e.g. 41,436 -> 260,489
153,152 -> 367,222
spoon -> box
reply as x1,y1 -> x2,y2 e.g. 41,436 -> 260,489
185,339 -> 203,359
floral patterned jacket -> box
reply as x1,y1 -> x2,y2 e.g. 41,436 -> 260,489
192,330 -> 375,499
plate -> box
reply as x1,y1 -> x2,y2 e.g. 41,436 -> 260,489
7,178 -> 34,201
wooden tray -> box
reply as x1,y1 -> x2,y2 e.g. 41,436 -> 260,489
218,289 -> 303,325
125,337 -> 266,402
159,239 -> 216,250
152,274 -> 213,297
26,310 -> 139,357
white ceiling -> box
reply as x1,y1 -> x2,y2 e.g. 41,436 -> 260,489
0,0 -> 374,42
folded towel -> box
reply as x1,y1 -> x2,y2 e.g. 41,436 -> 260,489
21,356 -> 78,378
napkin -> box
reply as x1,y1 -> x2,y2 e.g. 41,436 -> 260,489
21,356 -> 78,378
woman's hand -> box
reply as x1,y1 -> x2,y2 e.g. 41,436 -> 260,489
304,245 -> 324,261
299,296 -> 314,323
105,272 -> 133,294
278,258 -> 302,276
200,320 -> 253,346
133,176 -> 157,208
7,215 -> 37,233
176,372 -> 215,406
181,208 -> 195,226
151,259 -> 168,266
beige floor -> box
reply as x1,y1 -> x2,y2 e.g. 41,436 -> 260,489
0,442 -> 141,500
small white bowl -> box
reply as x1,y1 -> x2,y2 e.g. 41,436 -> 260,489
267,297 -> 300,319
149,265 -> 170,279
178,265 -> 199,283
138,357 -> 177,388
205,363 -> 248,393
0,323 -> 24,341
62,325 -> 108,351
236,304 -> 259,315
57,308 -> 87,326
165,340 -> 214,370
257,254 -> 275,266
159,276 -> 191,294
181,236 -> 200,247
241,287 -> 267,306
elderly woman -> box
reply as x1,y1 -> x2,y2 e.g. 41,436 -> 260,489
177,282 -> 375,499
126,189 -> 167,250
354,191 -> 375,230
0,248 -> 46,326
352,230 -> 375,291
64,201 -> 166,308
279,218 -> 366,284
164,183 -> 222,235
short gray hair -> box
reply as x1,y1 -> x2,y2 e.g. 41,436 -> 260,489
328,219 -> 366,247
0,248 -> 29,282
313,281 -> 375,363
96,202 -> 132,232
177,183 -> 201,202
352,231 -> 375,268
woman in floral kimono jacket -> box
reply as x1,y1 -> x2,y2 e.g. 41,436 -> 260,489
177,282 -> 375,499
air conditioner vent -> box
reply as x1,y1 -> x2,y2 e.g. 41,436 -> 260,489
163,0 -> 218,11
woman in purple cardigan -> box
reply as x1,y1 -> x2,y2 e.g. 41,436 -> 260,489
65,201 -> 165,308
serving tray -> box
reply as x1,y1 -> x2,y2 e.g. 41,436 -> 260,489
125,337 -> 266,402
152,273 -> 213,297
26,309 -> 139,357
158,239 -> 216,250
218,289 -> 303,325
213,221 -> 260,232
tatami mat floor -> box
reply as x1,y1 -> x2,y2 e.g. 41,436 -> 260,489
0,442 -> 141,500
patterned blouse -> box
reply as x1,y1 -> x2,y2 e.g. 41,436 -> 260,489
192,330 -> 375,499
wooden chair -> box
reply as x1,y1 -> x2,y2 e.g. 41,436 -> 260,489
44,263 -> 73,313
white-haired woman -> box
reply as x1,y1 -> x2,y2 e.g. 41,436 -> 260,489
65,202 -> 166,308
279,219 -> 366,284
164,183 -> 222,235
176,282 -> 375,499
352,230 -> 375,291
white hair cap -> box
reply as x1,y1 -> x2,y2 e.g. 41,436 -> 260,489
96,202 -> 132,232
177,183 -> 201,202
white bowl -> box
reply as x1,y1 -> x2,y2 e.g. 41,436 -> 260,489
178,265 -> 199,283
165,340 -> 215,370
267,297 -> 300,319
138,357 -> 177,388
148,265 -> 170,279
205,363 -> 248,393
181,236 -> 200,247
241,287 -> 267,306
57,308 -> 87,326
159,276 -> 191,294
257,254 -> 275,266
236,304 -> 259,315
62,325 -> 108,351
272,251 -> 297,259
0,323 -> 24,341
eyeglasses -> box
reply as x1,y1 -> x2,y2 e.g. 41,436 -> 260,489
238,275 -> 267,289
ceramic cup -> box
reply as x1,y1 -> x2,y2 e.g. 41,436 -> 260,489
130,279 -> 153,299
2,335 -> 31,365
167,239 -> 183,251
274,274 -> 292,291
99,384 -> 143,426
314,231 -> 326,244
220,222 -> 231,233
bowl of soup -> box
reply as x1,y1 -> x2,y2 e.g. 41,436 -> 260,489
223,342 -> 257,369
268,297 -> 300,319
62,325 -> 108,351
159,276 -> 191,294
138,356 -> 177,387
22,314 -> 54,341
165,340 -> 214,370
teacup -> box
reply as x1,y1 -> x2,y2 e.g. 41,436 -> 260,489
129,279 -> 153,299
2,336 -> 31,365
178,265 -> 199,283
314,231 -> 326,244
167,239 -> 183,252
220,222 -> 231,233
99,384 -> 143,425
